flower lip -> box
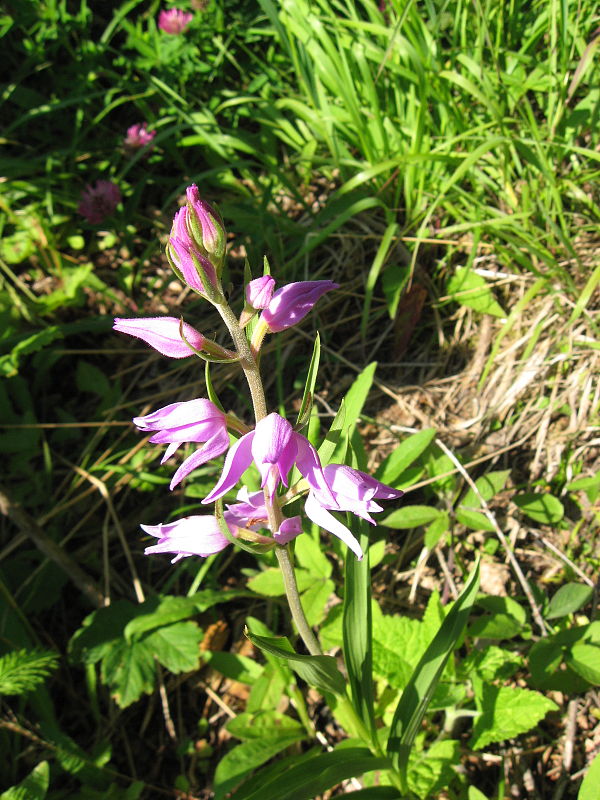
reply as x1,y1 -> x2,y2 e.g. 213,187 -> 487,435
142,515 -> 230,562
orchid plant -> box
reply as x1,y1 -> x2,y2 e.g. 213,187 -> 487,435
114,185 -> 480,795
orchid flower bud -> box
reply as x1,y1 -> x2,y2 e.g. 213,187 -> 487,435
185,185 -> 226,273
246,276 -> 276,309
261,280 -> 338,332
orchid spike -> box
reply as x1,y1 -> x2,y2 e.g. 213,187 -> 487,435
202,412 -> 334,504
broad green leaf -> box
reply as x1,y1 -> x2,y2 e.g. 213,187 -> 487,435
0,327 -> 64,378
301,578 -> 335,627
76,360 -> 110,398
226,710 -> 304,741
317,400 -> 346,466
227,746 -> 390,800
463,645 -> 522,681
546,583 -> 593,620
387,561 -> 480,776
0,760 -> 49,800
424,513 -> 449,549
375,429 -> 436,486
468,788 -> 490,800
566,473 -> 600,492
69,600 -> 139,665
567,643 -> 600,685
470,685 -> 557,750
513,492 -> 564,524
579,750 -> 600,800
469,596 -> 527,640
246,633 -> 346,696
145,621 -> 202,674
382,505 -> 443,529
459,470 -> 511,506
529,625 -> 597,692
294,530 -> 332,579
214,736 -> 305,800
204,652 -> 264,685
454,508 -> 496,532
101,638 -> 156,708
246,664 -> 289,713
295,332 -> 320,428
446,266 -> 506,318
321,362 -> 377,465
124,595 -> 203,641
407,739 -> 460,799
248,567 -> 313,597
343,516 -> 375,737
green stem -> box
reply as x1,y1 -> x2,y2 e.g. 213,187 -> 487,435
275,544 -> 322,656
216,299 -> 321,658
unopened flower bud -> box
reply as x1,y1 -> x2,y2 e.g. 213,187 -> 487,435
246,276 -> 276,309
185,185 -> 226,272
167,207 -> 221,301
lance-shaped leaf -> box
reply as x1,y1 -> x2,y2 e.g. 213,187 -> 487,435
295,332 -> 320,428
387,560 -> 480,778
246,632 -> 346,696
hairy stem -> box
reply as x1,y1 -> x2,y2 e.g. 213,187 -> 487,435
215,299 -> 321,657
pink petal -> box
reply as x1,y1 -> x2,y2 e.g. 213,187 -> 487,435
274,516 -> 303,544
169,428 -> 231,489
304,493 -> 363,560
246,276 -> 276,309
202,431 -> 255,503
294,434 -> 336,502
141,515 -> 229,562
113,317 -> 204,358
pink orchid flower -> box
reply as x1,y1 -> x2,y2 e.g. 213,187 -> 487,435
142,515 -> 230,562
77,180 -> 121,224
133,398 -> 230,488
225,487 -> 302,544
203,412 -> 333,504
168,206 -> 218,294
158,8 -> 193,34
113,317 -> 205,358
246,276 -> 276,309
304,464 -> 404,560
261,280 -> 338,332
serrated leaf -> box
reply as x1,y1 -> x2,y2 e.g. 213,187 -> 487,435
145,621 -> 202,673
546,583 -> 593,619
513,492 -> 564,524
69,600 -> 139,665
407,739 -> 460,799
246,633 -> 346,696
382,505 -> 443,529
375,429 -> 436,486
566,643 -> 600,685
124,595 -> 202,641
225,710 -> 304,741
579,749 -> 600,800
0,649 -> 59,696
470,685 -> 557,749
0,760 -> 49,800
102,638 -> 156,708
447,266 -> 506,317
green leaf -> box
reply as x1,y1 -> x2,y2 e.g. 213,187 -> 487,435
446,266 -> 506,318
101,638 -> 156,708
454,508 -> 496,532
387,561 -> 480,776
0,649 -> 59,696
145,621 -> 202,674
468,788 -> 490,800
0,761 -> 49,800
214,737 -> 305,800
225,710 -> 304,741
296,332 -> 320,428
124,595 -> 204,641
321,362 -> 377,465
226,746 -> 390,800
513,492 -> 564,524
204,652 -> 264,685
469,596 -> 527,640
301,578 -> 335,627
0,327 -> 64,378
407,739 -> 460,799
246,664 -> 289,713
566,643 -> 600,685
343,516 -> 375,737
546,583 -> 593,619
246,633 -> 346,696
470,685 -> 557,750
424,513 -> 450,549
248,567 -> 313,597
69,600 -> 139,665
460,470 -> 511,506
294,531 -> 332,579
382,505 -> 444,529
529,624 -> 597,692
76,360 -> 110,398
375,429 -> 436,486
579,750 -> 600,800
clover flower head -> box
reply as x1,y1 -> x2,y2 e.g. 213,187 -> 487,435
124,122 -> 156,150
78,180 -> 121,224
158,8 -> 193,34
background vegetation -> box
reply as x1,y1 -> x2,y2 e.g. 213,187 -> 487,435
1,0 -> 599,797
